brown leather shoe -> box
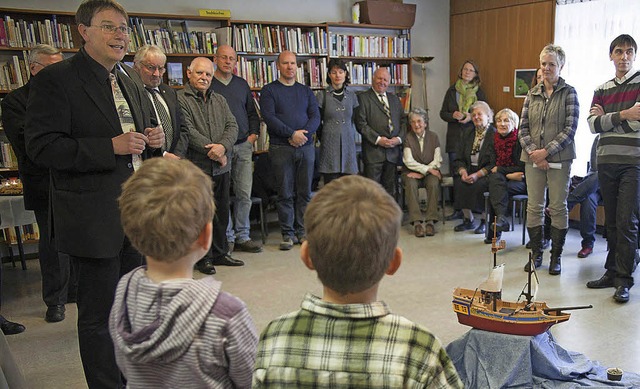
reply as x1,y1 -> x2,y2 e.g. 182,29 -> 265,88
424,223 -> 435,236
414,222 -> 425,238
577,246 -> 593,258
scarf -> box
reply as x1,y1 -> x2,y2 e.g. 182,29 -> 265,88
455,78 -> 479,114
470,126 -> 487,155
494,129 -> 519,167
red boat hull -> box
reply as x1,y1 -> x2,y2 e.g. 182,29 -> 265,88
455,312 -> 566,336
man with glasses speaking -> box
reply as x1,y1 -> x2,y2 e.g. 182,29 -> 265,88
134,44 -> 189,159
24,1 -> 164,387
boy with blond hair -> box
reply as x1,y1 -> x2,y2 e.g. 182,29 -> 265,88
110,158 -> 257,388
253,175 -> 462,388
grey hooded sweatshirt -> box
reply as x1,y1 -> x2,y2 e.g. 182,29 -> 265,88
109,267 -> 258,388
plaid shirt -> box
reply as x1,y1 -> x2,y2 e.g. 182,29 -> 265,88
253,293 -> 462,388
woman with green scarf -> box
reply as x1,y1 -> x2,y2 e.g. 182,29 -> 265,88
440,60 -> 487,220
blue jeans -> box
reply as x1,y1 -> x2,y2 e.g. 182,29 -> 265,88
270,143 -> 315,238
566,173 -> 600,248
227,141 -> 254,243
599,164 -> 640,288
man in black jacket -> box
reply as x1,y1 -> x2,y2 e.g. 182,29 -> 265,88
24,1 -> 164,387
1,44 -> 70,324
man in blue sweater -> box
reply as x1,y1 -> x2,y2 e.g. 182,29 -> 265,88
260,51 -> 321,250
212,45 -> 263,253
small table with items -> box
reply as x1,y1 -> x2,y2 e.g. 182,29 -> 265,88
0,195 -> 36,270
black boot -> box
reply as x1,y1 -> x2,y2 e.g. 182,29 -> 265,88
524,226 -> 543,272
549,226 -> 568,275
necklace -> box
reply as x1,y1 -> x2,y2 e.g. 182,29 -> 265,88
332,89 -> 344,96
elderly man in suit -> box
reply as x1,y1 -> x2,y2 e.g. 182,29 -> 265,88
24,1 -> 164,387
133,44 -> 189,159
2,44 -> 70,324
355,67 -> 407,196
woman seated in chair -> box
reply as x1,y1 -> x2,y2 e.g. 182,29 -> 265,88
402,108 -> 442,237
452,101 -> 495,234
485,108 -> 526,243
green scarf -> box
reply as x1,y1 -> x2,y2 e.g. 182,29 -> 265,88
455,78 -> 479,114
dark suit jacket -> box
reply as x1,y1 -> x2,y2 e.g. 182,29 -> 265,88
355,88 -> 407,165
1,81 -> 49,210
24,49 -> 157,258
156,84 -> 189,157
453,125 -> 496,175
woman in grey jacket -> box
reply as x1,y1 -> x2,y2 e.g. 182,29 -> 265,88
519,44 -> 579,275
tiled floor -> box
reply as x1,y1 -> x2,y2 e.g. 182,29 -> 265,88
3,216 -> 639,388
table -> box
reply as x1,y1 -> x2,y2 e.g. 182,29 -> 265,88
0,195 -> 36,270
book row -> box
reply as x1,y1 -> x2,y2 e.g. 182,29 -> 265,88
1,15 -> 75,49
236,56 -> 327,89
1,224 -> 40,245
128,18 -> 219,55
346,61 -> 409,85
0,141 -> 18,169
0,53 -> 29,90
329,33 -> 411,58
217,24 -> 327,55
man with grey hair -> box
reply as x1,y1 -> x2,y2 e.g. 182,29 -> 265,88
356,67 -> 407,197
178,56 -> 241,274
2,44 -> 71,324
133,44 -> 188,159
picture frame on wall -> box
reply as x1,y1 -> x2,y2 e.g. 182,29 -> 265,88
514,69 -> 537,98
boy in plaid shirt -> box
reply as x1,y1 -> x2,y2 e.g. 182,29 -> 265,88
253,175 -> 462,388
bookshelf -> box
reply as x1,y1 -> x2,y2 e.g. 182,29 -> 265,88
0,8 -> 231,92
326,22 -> 411,91
217,20 -> 412,93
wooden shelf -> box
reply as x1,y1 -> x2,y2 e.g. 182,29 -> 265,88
325,22 -> 412,30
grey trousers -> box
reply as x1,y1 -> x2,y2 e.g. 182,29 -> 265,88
525,161 -> 571,229
402,173 -> 440,223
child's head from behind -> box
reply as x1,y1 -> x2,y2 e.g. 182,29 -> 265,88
304,175 -> 402,295
119,158 -> 215,263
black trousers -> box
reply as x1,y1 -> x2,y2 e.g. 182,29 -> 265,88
207,171 -> 230,261
72,238 -> 142,389
34,208 -> 70,307
599,164 -> 640,288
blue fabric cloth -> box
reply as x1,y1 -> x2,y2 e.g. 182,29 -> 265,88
446,329 -> 640,388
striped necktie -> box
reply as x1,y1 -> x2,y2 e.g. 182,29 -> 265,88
378,93 -> 393,132
110,73 -> 142,170
147,88 -> 173,151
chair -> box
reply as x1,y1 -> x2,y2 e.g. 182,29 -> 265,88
484,192 -> 528,245
440,176 -> 454,224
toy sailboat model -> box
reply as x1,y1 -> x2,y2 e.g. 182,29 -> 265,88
452,222 -> 592,336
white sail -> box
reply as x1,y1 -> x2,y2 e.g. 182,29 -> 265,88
531,267 -> 540,301
479,264 -> 504,293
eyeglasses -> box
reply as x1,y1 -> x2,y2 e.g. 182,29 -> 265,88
90,24 -> 132,35
31,61 -> 47,68
140,61 -> 166,74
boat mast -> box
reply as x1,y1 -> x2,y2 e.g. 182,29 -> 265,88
524,253 -> 534,310
490,216 -> 506,267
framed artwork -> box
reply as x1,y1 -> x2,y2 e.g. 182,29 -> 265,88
514,69 -> 537,98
